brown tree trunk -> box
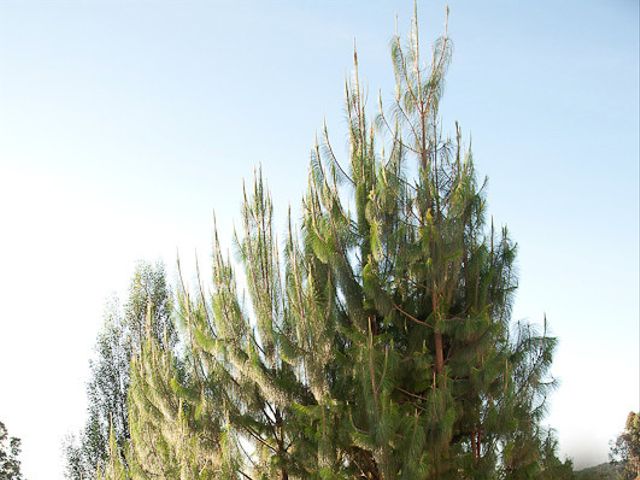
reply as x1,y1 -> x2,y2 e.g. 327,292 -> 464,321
434,331 -> 444,375
432,289 -> 445,379
275,408 -> 288,480
471,430 -> 477,460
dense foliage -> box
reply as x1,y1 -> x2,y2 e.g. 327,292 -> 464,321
610,412 -> 640,480
68,9 -> 575,480
0,421 -> 23,480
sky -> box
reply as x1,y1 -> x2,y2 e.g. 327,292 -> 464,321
0,1 -> 638,478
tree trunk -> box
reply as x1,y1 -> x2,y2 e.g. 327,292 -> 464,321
434,331 -> 444,375
471,430 -> 477,461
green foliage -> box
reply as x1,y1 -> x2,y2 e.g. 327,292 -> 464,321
65,7 -> 573,480
151,7 -> 564,479
0,421 -> 23,480
64,262 -> 173,480
126,325 -> 239,480
97,426 -> 129,480
610,411 -> 640,480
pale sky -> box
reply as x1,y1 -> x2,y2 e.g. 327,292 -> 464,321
0,1 -> 638,478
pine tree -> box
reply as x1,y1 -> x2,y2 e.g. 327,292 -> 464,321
97,425 -> 129,480
284,7 -> 559,479
92,7 -> 568,480
177,173 -> 317,479
126,318 -> 235,480
538,431 -> 574,480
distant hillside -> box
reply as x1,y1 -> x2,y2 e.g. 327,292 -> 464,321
575,462 -> 623,480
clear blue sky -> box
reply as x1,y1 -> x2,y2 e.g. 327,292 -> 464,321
0,1 -> 638,478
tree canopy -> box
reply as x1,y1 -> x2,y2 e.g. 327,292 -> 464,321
610,411 -> 640,480
0,421 -> 24,480
67,7 -> 573,480
64,262 -> 173,480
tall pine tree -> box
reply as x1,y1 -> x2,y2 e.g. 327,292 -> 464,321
95,7 -> 567,480
281,7 -> 559,478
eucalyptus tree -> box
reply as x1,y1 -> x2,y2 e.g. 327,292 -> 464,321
64,262 -> 174,480
0,421 -> 23,480
610,411 -> 640,480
